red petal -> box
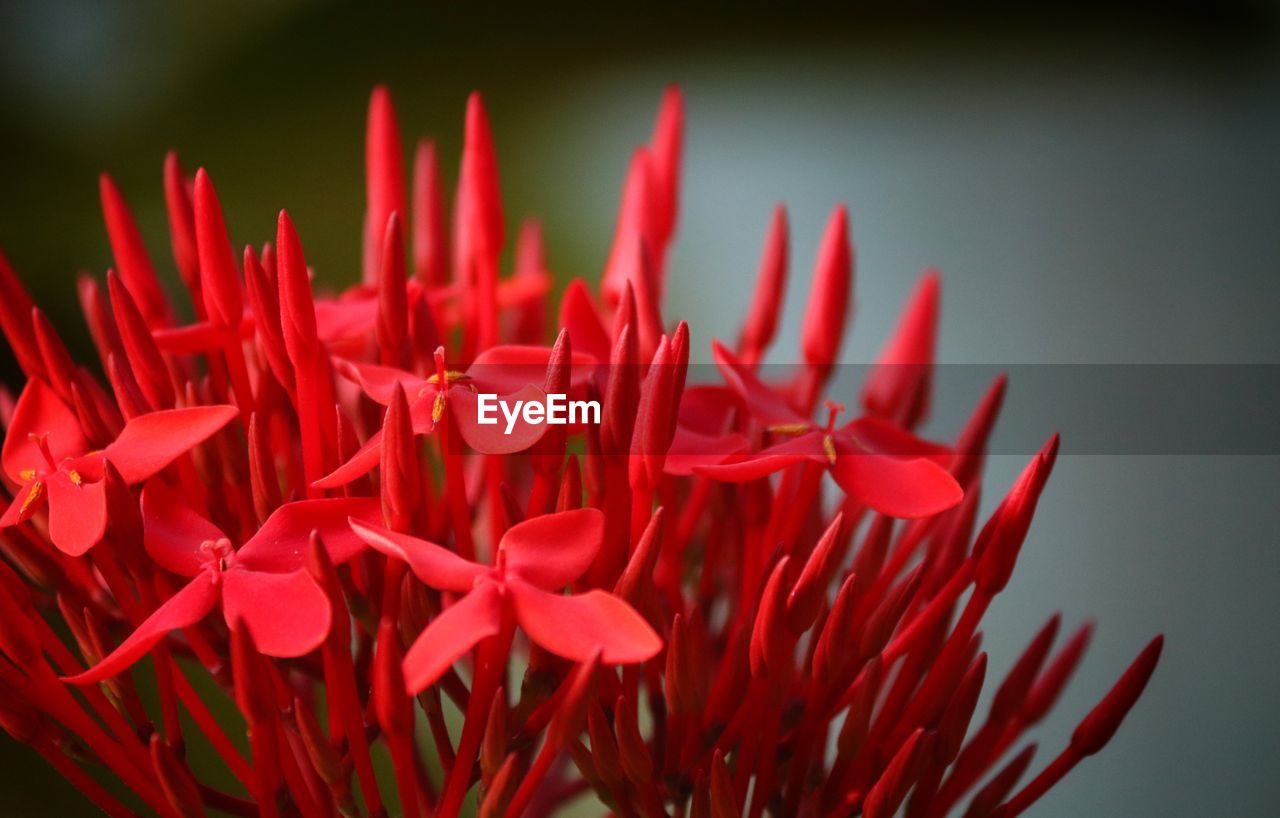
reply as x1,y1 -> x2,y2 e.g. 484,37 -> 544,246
2,379 -> 87,483
841,417 -> 952,465
312,432 -> 383,490
468,345 -> 597,394
46,470 -> 107,555
314,297 -> 379,343
503,508 -> 604,590
64,573 -> 218,684
662,425 -> 750,477
694,452 -> 810,483
222,569 -> 331,658
711,340 -> 807,428
349,518 -> 485,592
103,405 -> 237,484
236,497 -> 381,573
403,582 -> 503,694
559,278 -> 613,364
829,437 -> 963,518
340,359 -> 429,406
0,480 -> 42,528
509,580 -> 661,665
450,384 -> 548,454
141,481 -> 226,577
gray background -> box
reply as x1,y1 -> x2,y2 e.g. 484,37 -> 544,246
1,2 -> 1277,815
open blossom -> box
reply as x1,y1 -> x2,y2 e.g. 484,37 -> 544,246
0,83 -> 1159,818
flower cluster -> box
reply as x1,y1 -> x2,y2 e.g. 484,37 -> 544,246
0,85 -> 1160,818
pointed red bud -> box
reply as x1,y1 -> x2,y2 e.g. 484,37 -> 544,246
787,512 -> 847,632
614,697 -> 653,785
381,383 -> 419,532
601,325 -> 640,455
614,507 -> 664,605
709,749 -> 738,818
801,205 -> 853,375
374,618 -> 413,737
962,743 -> 1036,818
937,653 -> 988,764
0,249 -> 46,380
836,657 -> 882,759
150,734 -> 207,818
107,351 -> 150,419
455,92 -> 504,270
107,269 -> 173,409
193,169 -> 244,328
100,173 -> 170,327
77,273 -> 123,374
738,205 -> 789,366
1022,621 -> 1093,726
862,268 -> 939,428
364,86 -> 406,286
749,556 -> 792,679
248,413 -> 281,522
586,701 -> 624,788
412,139 -> 448,285
649,85 -> 683,247
601,149 -> 660,308
989,614 -> 1060,724
244,246 -> 293,393
163,151 -> 200,296
480,686 -> 508,781
974,434 -> 1060,594
294,698 -> 346,790
31,308 -> 77,405
813,573 -> 858,684
230,621 -> 272,726
862,728 -> 926,818
951,373 -> 1008,488
276,210 -> 319,363
547,652 -> 600,750
1071,635 -> 1162,756
377,213 -> 410,368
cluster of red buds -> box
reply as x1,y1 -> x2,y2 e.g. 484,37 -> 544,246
0,85 -> 1160,818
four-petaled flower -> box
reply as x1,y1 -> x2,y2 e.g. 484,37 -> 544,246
697,341 -> 963,518
1,379 -> 237,554
316,344 -> 595,488
350,508 -> 661,693
65,483 -> 380,684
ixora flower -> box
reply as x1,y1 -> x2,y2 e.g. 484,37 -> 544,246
1,378 -> 236,554
0,83 -> 1160,818
351,508 -> 661,694
64,484 -> 381,683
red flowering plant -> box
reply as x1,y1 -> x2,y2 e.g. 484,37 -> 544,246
0,84 -> 1160,818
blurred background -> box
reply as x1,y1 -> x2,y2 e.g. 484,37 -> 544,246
2,1 -> 1278,815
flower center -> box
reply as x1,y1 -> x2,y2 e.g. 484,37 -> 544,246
199,538 -> 235,577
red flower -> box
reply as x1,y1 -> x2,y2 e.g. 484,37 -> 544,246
351,508 -> 660,693
0,84 -> 1160,818
64,485 -> 380,683
697,340 -> 962,518
1,378 -> 235,554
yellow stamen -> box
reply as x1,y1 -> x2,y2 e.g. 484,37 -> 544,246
67,469 -> 82,486
19,481 -> 43,516
822,435 -> 838,464
18,469 -> 36,482
426,370 -> 468,385
432,392 -> 447,424
767,423 -> 811,436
